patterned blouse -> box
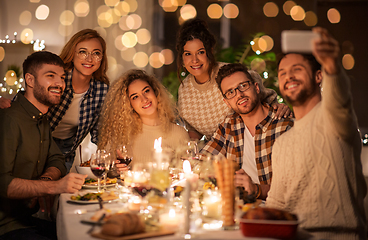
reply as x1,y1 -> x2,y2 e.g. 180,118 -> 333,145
47,70 -> 109,162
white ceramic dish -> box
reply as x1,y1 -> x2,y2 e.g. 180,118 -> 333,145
75,166 -> 97,179
82,183 -> 115,189
67,198 -> 119,205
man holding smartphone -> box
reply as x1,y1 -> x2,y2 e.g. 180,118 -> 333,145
266,27 -> 366,239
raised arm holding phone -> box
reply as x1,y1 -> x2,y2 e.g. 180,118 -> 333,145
266,27 -> 366,239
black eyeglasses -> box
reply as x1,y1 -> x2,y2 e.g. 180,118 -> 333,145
76,50 -> 103,62
223,81 -> 252,100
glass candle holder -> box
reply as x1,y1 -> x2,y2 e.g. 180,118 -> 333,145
202,189 -> 222,226
159,206 -> 183,232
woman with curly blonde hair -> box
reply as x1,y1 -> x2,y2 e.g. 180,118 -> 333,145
98,69 -> 189,169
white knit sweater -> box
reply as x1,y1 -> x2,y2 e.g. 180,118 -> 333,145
266,69 -> 366,239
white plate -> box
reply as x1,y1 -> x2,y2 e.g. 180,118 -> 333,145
82,183 -> 116,189
67,191 -> 119,204
67,198 -> 119,205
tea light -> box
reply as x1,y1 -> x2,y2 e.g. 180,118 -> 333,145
132,171 -> 147,184
203,190 -> 222,219
159,208 -> 181,231
128,196 -> 143,211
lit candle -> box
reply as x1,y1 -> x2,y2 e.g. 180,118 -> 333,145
153,137 -> 163,161
132,171 -> 147,184
183,160 -> 199,189
128,196 -> 143,211
203,190 -> 222,219
159,208 -> 181,231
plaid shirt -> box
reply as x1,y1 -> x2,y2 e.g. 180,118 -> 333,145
47,70 -> 109,162
202,105 -> 293,184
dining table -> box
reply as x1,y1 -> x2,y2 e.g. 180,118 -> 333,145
56,187 -> 317,240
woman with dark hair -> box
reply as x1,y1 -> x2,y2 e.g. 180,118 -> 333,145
98,69 -> 189,169
176,19 -> 290,140
48,29 -> 109,171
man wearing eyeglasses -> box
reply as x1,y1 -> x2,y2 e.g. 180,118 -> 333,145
201,63 -> 293,200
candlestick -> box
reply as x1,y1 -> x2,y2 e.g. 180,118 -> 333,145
153,137 -> 163,162
183,160 -> 199,190
184,179 -> 191,234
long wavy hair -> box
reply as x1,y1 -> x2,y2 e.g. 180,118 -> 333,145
98,69 -> 177,152
59,29 -> 109,85
176,18 -> 218,83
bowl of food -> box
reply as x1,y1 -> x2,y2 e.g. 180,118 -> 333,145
239,207 -> 298,239
76,160 -> 97,179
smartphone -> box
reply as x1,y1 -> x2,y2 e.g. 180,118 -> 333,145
281,30 -> 320,53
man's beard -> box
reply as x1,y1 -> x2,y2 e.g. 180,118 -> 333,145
234,96 -> 259,115
282,79 -> 319,107
33,77 -> 62,107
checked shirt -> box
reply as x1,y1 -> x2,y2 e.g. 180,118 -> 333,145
201,105 -> 293,184
47,70 -> 109,162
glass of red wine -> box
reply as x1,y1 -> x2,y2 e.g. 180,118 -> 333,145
90,152 -> 106,193
117,145 -> 133,179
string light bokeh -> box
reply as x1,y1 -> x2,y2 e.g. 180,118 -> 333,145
0,0 -> 361,110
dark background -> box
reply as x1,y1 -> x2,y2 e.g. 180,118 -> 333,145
156,0 -> 368,132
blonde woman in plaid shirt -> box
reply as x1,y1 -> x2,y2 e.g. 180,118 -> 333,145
201,63 -> 293,200
47,29 -> 109,172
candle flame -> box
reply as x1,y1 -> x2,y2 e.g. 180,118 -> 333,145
169,208 -> 176,218
154,137 -> 162,152
183,160 -> 191,174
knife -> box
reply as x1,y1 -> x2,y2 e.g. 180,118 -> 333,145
87,213 -> 105,234
97,195 -> 104,209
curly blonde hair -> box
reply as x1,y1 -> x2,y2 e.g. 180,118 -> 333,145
98,69 -> 177,153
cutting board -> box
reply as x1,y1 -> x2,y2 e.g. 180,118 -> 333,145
91,230 -> 176,240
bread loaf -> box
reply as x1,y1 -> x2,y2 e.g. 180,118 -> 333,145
242,207 -> 297,221
101,213 -> 145,236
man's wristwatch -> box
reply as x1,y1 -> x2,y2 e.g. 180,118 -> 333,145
39,176 -> 53,181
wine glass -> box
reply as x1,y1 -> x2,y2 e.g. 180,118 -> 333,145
90,152 -> 106,193
130,163 -> 150,197
149,160 -> 170,193
102,152 -> 112,191
117,145 -> 133,179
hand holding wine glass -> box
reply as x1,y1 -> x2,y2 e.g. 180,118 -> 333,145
90,153 -> 106,193
116,145 -> 132,177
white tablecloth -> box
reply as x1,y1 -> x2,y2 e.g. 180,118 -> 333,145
56,192 -> 316,240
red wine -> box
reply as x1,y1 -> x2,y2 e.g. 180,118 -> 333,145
117,157 -> 132,166
91,167 -> 106,178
